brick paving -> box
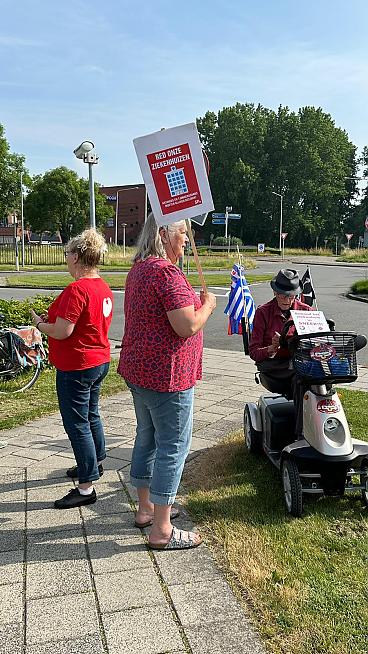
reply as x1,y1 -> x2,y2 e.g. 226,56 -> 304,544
0,348 -> 366,653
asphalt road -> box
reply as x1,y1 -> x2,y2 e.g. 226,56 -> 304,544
1,260 -> 367,364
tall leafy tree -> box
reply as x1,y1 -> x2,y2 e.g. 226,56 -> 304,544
25,166 -> 113,242
0,123 -> 29,221
197,103 -> 358,247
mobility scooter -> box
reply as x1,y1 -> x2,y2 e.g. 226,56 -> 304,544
244,322 -> 368,516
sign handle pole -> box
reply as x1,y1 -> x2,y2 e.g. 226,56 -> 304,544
185,219 -> 207,292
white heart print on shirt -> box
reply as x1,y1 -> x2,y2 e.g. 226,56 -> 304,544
103,297 -> 113,318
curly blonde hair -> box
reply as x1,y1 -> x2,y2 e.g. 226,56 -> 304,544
66,228 -> 107,268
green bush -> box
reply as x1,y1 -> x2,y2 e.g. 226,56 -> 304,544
212,236 -> 243,246
0,295 -> 56,327
351,280 -> 368,295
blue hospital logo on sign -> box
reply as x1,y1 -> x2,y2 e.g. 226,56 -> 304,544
257,243 -> 265,253
165,166 -> 188,197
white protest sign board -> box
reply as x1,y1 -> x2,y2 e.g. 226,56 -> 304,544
133,123 -> 214,227
291,310 -> 330,335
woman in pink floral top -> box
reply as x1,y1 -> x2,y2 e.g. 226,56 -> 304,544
118,213 -> 216,551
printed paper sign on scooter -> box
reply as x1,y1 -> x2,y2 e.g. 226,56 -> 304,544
291,310 -> 330,335
133,123 -> 214,226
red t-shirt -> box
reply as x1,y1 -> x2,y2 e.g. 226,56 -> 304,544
118,257 -> 203,392
47,277 -> 113,371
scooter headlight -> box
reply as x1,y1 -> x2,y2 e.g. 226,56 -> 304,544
324,417 -> 340,434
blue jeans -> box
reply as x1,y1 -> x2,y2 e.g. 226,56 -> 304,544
56,363 -> 109,483
127,382 -> 194,505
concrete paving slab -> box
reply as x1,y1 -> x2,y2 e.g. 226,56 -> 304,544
0,583 -> 23,624
26,593 -> 99,646
102,604 -> 184,654
169,578 -> 246,628
105,445 -> 133,462
26,559 -> 91,599
153,544 -> 222,586
0,525 -> 25,553
0,550 -> 23,586
95,566 -> 165,613
0,622 -> 23,654
25,634 -> 105,654
83,511 -> 136,540
26,507 -> 81,534
185,619 -> 266,654
27,531 -> 86,565
88,533 -> 149,575
80,484 -> 131,518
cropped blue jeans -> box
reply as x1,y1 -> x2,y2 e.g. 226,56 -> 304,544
127,382 -> 194,505
56,363 -> 109,483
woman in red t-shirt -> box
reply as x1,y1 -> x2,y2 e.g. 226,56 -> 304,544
118,213 -> 216,550
31,229 -> 113,509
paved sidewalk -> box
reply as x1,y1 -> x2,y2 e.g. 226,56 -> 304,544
0,349 -> 367,654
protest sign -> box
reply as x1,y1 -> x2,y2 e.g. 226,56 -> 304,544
133,123 -> 214,226
291,310 -> 330,335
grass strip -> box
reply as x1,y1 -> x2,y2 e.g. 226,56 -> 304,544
5,272 -> 272,289
0,359 -> 126,431
183,387 -> 368,654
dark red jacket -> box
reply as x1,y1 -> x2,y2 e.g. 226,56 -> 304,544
249,297 -> 313,363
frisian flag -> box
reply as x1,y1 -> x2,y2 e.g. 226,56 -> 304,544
300,266 -> 316,307
224,264 -> 256,354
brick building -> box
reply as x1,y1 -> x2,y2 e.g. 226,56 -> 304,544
99,184 -> 148,246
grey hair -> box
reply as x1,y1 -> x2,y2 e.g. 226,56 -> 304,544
134,212 -> 186,262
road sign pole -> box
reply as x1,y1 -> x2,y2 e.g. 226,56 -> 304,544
225,208 -> 228,239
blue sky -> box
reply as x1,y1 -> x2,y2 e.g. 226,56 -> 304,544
1,0 -> 367,187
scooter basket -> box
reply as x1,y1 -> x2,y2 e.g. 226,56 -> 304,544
292,332 -> 357,384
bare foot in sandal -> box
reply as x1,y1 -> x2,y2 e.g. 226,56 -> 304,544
148,526 -> 202,550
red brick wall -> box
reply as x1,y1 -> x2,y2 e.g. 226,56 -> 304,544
99,184 -> 148,245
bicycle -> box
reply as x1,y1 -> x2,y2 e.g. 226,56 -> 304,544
0,314 -> 46,393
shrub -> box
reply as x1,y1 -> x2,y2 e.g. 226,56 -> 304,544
212,236 -> 243,246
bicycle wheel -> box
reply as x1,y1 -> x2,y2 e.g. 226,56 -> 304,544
0,362 -> 41,394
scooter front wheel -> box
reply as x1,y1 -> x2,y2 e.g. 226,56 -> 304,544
282,459 -> 303,517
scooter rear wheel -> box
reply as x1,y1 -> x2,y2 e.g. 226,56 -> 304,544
282,459 -> 303,517
244,406 -> 262,454
360,461 -> 368,507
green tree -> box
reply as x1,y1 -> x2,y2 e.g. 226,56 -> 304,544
0,123 -> 29,221
25,166 -> 113,242
197,103 -> 358,247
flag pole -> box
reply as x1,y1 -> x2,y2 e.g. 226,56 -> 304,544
185,218 -> 207,292
236,245 -> 249,335
308,265 -> 318,310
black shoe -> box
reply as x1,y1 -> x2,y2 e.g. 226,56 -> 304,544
54,487 -> 97,509
66,463 -> 104,479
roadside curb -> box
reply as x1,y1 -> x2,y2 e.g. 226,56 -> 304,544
346,292 -> 368,304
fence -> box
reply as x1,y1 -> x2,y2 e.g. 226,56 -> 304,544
0,244 -> 65,266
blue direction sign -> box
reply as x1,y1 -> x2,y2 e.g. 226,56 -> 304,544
212,212 -> 225,219
212,218 -> 226,224
228,213 -> 241,219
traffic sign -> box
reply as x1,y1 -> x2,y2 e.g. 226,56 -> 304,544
212,218 -> 226,224
227,213 -> 241,219
365,217 -> 368,230
212,213 -> 225,219
281,232 -> 288,240
345,233 -> 353,241
257,243 -> 265,253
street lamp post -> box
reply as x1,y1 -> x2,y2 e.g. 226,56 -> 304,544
73,141 -> 99,229
272,191 -> 283,251
11,213 -> 19,271
20,171 -> 25,267
121,223 -> 127,257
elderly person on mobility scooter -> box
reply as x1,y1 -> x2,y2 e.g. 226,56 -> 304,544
249,269 -> 313,439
